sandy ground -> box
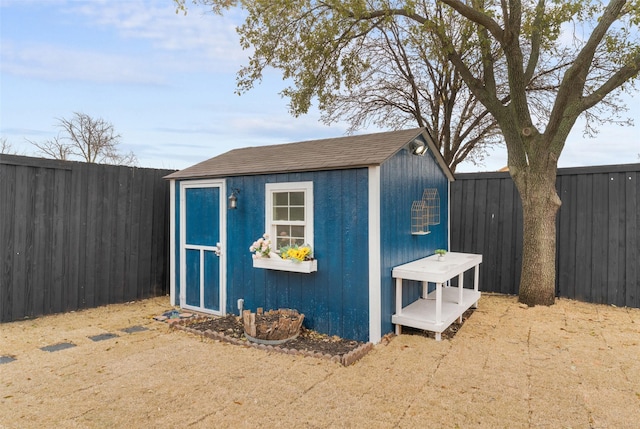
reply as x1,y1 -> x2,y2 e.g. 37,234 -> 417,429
1,294 -> 639,428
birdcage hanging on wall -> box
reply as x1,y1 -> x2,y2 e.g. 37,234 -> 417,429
411,188 -> 440,235
411,200 -> 429,235
422,188 -> 440,226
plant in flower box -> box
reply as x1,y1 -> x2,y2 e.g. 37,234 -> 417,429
250,238 -> 317,273
249,234 -> 272,258
279,244 -> 314,262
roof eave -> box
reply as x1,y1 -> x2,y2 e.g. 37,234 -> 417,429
164,163 -> 380,181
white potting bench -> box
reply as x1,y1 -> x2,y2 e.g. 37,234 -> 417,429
392,252 -> 482,341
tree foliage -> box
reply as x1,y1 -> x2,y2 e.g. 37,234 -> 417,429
317,6 -> 504,171
178,0 -> 640,305
29,112 -> 137,166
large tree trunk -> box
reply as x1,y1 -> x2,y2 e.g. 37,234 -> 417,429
512,165 -> 561,306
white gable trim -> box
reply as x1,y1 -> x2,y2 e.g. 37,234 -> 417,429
368,166 -> 382,343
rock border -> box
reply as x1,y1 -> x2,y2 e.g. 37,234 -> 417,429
169,316 -> 374,366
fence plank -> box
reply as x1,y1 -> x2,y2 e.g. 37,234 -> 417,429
625,171 -> 639,308
52,167 -> 69,314
1,164 -> 16,321
574,172 -> 592,301
608,173 -> 624,306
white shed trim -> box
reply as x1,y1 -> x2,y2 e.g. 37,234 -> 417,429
368,166 -> 382,343
169,179 -> 176,306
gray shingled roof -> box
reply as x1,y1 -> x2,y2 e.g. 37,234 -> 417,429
165,127 -> 453,180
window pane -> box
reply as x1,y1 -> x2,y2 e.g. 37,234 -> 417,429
290,207 -> 304,221
290,192 -> 304,205
274,207 -> 289,221
276,237 -> 290,248
274,192 -> 289,205
291,225 -> 305,238
276,226 -> 290,238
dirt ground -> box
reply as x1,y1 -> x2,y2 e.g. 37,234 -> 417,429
1,293 -> 639,428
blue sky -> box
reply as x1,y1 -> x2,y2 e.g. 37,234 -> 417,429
1,0 -> 638,172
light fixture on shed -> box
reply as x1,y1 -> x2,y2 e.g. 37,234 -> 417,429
228,188 -> 240,210
410,138 -> 428,156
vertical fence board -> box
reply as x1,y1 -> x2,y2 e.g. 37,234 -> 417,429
32,167 -> 50,316
72,162 -> 89,310
52,168 -> 69,314
556,172 -> 576,294
574,173 -> 592,301
1,164 -> 16,321
608,173 -> 624,306
499,178 -> 517,294
485,179 -> 501,290
113,166 -> 129,303
0,155 -> 174,322
138,170 -> 155,299
127,170 -> 143,300
12,166 -> 31,319
591,173 -> 608,304
626,172 -> 638,308
151,170 -> 169,295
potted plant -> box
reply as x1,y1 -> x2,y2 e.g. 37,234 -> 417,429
250,233 -> 273,258
435,249 -> 447,261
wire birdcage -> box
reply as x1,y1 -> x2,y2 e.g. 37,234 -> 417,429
422,188 -> 440,225
411,200 -> 429,235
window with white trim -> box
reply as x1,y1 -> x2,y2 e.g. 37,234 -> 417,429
266,182 -> 314,251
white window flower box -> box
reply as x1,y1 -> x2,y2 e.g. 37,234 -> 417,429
252,256 -> 317,273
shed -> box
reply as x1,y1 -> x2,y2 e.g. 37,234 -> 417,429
165,128 -> 454,343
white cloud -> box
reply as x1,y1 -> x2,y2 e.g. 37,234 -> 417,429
1,40 -> 166,84
0,0 -> 247,85
69,0 -> 247,71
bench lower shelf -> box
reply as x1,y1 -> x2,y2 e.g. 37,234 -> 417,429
392,287 -> 480,338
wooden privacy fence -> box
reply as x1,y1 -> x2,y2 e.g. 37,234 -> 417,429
451,163 -> 640,309
0,155 -> 175,322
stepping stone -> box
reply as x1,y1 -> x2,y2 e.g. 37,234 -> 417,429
0,355 -> 17,364
121,325 -> 148,334
88,333 -> 119,342
40,342 -> 76,352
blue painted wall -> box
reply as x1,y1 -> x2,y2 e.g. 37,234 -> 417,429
224,169 -> 370,342
379,148 -> 449,337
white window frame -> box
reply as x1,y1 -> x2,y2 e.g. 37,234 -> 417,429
265,181 -> 314,252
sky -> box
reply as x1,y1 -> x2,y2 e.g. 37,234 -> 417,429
1,0 -> 639,172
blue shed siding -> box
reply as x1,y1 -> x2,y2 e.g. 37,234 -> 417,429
224,168 -> 370,341
379,148 -> 449,337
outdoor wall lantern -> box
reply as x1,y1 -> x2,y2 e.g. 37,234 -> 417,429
410,138 -> 428,156
228,188 -> 240,210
